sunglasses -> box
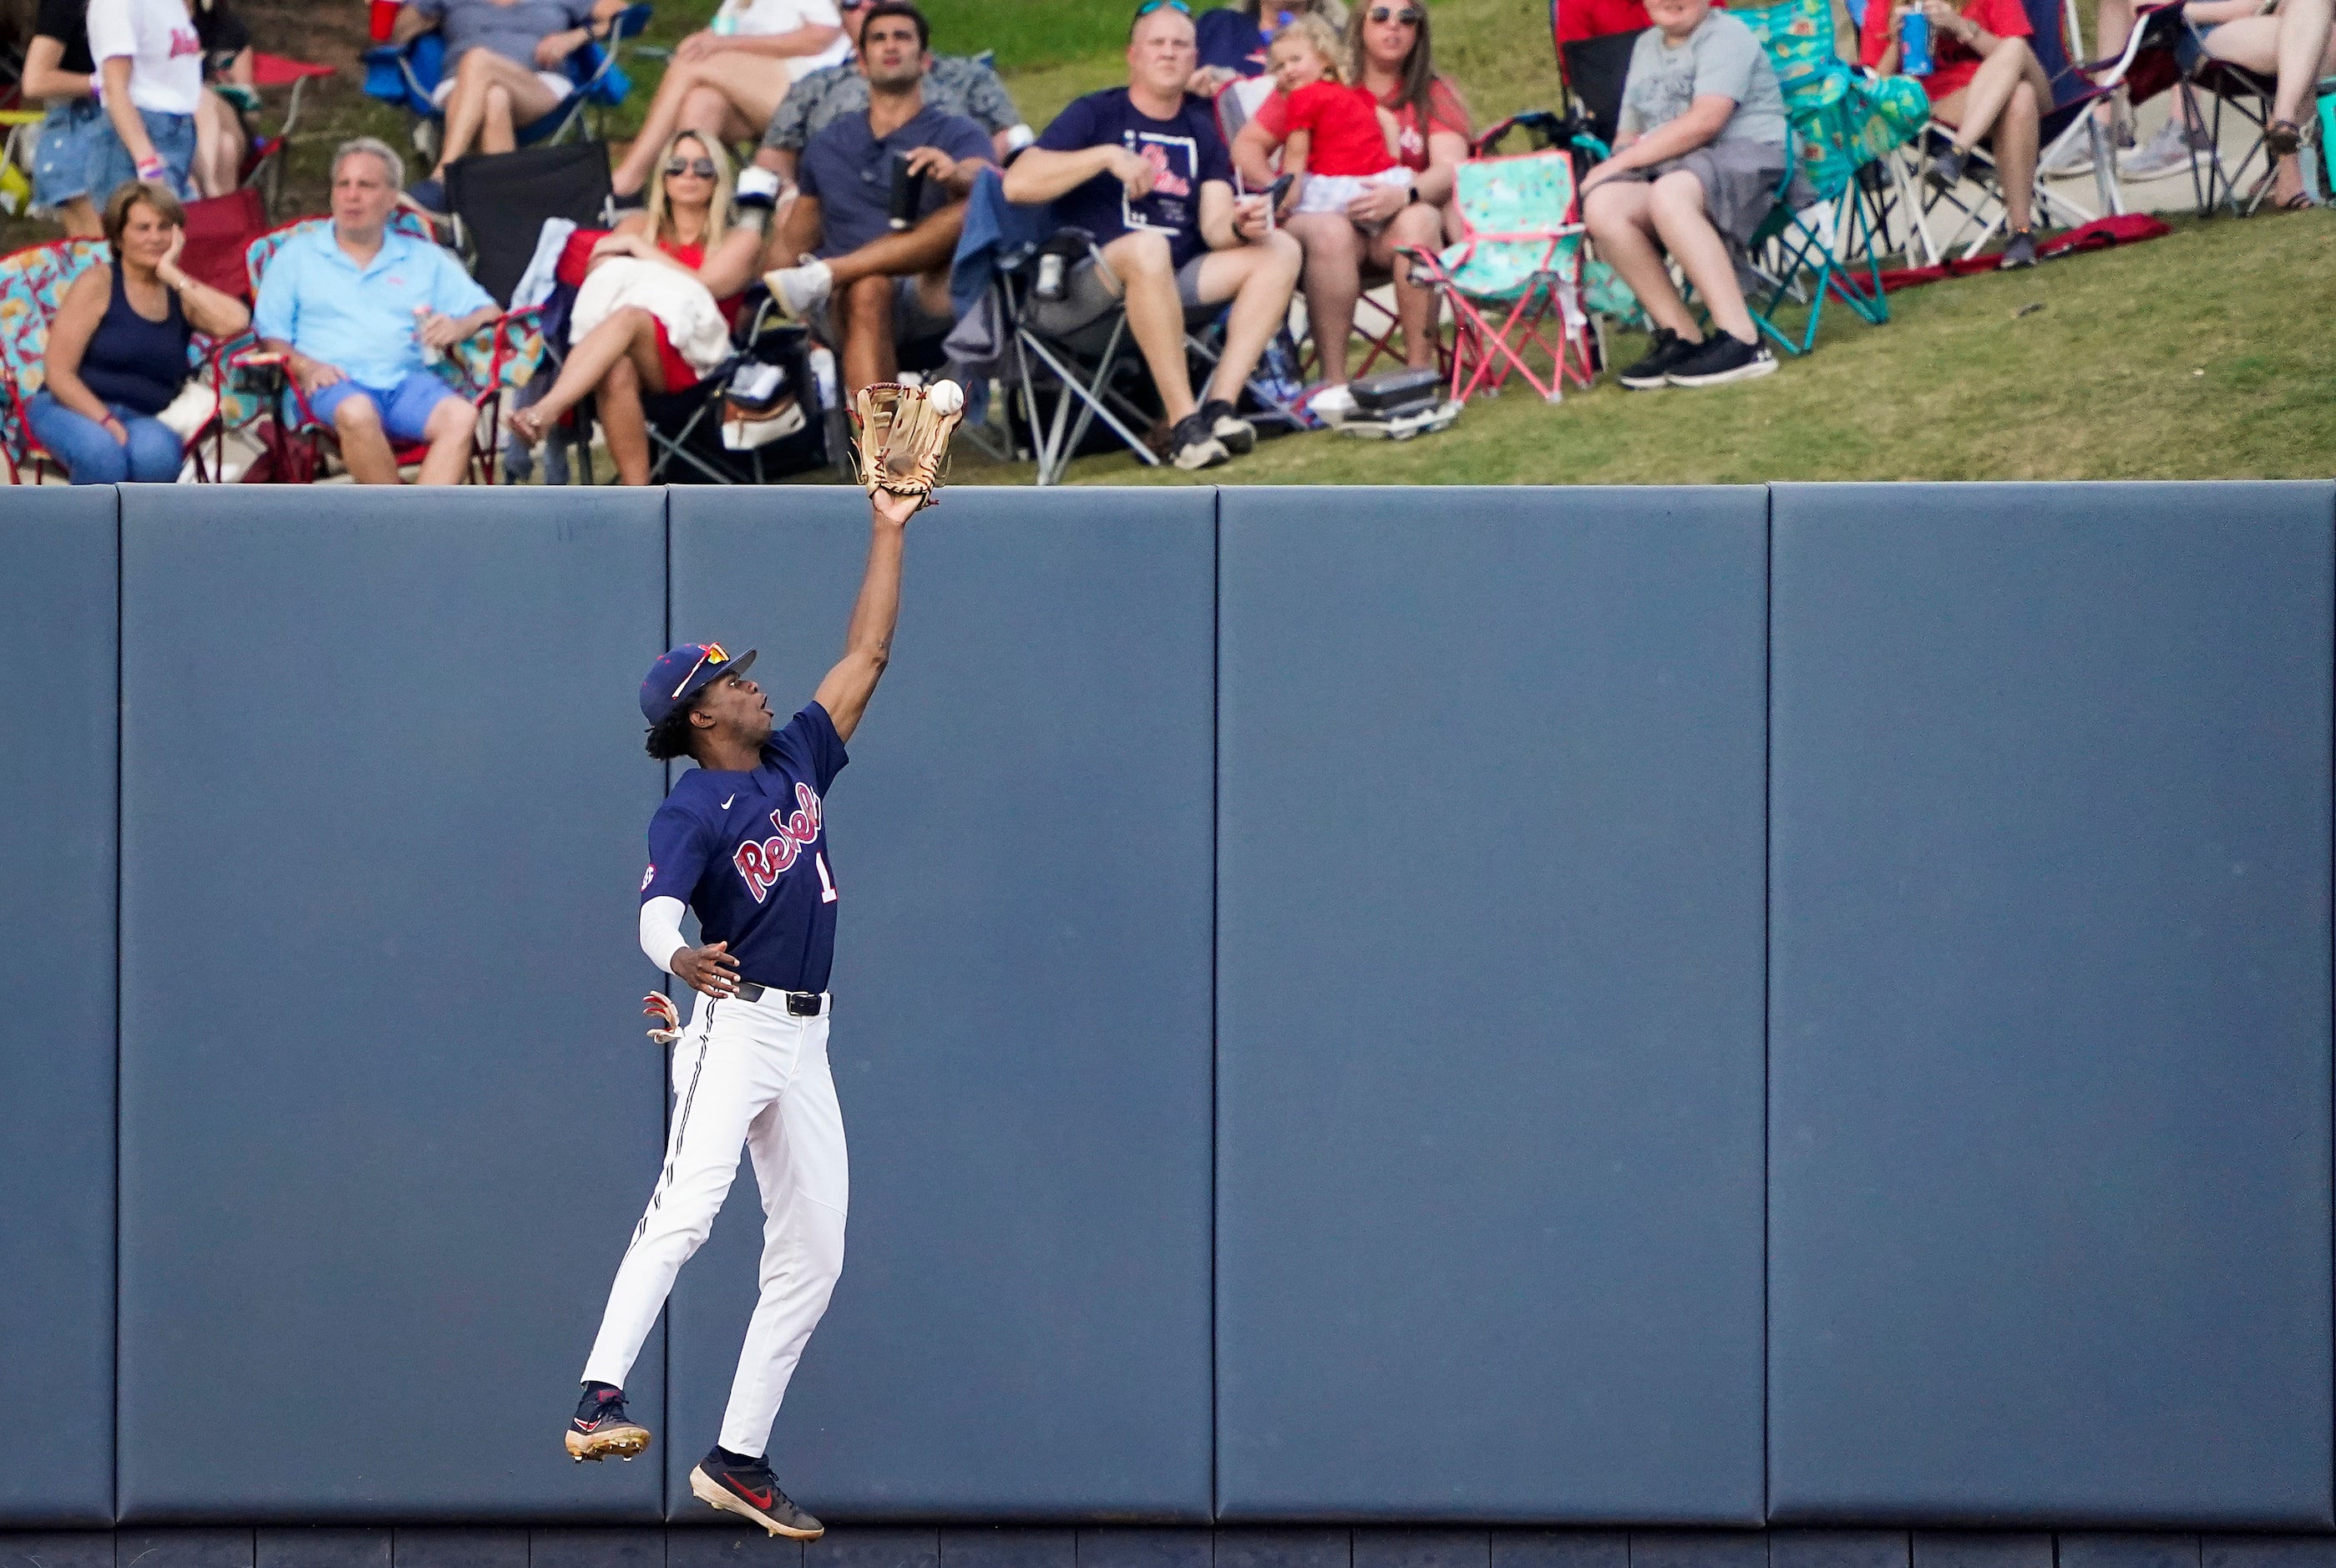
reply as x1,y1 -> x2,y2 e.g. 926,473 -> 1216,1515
1133,0 -> 1192,15
671,642 -> 732,701
1368,4 -> 1424,20
665,157 -> 717,179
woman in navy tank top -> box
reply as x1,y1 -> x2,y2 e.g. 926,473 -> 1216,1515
31,179 -> 248,483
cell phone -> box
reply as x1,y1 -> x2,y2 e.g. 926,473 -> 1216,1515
1264,173 -> 1295,210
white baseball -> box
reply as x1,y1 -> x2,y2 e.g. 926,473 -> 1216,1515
926,378 -> 965,416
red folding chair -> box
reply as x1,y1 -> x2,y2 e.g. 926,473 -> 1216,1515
230,53 -> 339,215
236,213 -> 541,483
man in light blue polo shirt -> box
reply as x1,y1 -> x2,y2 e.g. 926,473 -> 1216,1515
253,137 -> 500,485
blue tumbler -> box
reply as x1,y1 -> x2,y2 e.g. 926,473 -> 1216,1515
1900,9 -> 1934,73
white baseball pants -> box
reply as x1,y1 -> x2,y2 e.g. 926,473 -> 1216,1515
582,986 -> 849,1457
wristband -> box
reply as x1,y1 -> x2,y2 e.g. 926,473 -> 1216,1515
134,157 -> 167,182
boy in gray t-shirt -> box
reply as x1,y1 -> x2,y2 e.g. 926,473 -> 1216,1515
1616,8 -> 1789,148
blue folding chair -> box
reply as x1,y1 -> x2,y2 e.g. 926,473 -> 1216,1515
362,4 -> 651,167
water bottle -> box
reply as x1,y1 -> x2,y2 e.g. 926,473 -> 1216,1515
1900,9 -> 1933,75
808,345 -> 839,410
414,305 -> 442,367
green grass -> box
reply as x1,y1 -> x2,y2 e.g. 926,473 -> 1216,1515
950,207 -> 2336,485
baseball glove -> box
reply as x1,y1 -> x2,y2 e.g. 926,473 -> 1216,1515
849,379 -> 965,504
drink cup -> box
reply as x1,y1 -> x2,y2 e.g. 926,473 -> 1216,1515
887,154 -> 925,231
1900,10 -> 1933,74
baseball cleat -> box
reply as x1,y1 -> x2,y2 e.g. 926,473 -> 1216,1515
566,1385 -> 651,1462
691,1453 -> 824,1539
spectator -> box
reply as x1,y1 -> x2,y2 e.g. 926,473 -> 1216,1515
1263,19 -> 1408,229
31,180 -> 249,483
1580,0 -> 1786,388
1188,0 -> 1348,94
252,138 -> 500,486
85,0 -> 204,201
509,132 -> 766,483
1004,0 -> 1302,471
1861,0 -> 2049,262
1231,0 -> 1467,418
390,0 -> 633,213
22,0 -> 106,236
752,0 -> 1026,191
759,3 -> 991,397
190,0 -> 254,198
606,0 -> 849,200
2184,0 -> 2333,205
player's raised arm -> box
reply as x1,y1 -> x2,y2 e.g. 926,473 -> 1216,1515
813,489 -> 920,744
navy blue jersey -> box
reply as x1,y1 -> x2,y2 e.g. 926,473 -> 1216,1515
641,704 -> 849,993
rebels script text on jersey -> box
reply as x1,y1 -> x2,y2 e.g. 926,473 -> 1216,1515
641,704 -> 849,993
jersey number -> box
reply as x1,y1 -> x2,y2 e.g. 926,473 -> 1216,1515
815,852 -> 839,904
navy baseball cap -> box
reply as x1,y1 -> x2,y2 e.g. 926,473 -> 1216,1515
641,642 -> 758,725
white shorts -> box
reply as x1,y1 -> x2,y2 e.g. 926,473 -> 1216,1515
431,67 -> 575,109
1291,166 -> 1413,217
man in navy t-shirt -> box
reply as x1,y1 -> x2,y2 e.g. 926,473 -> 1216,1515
1004,0 -> 1300,473
566,485 -> 927,1543
758,1 -> 994,400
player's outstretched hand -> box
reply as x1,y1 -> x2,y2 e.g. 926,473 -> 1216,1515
643,990 -> 682,1044
871,488 -> 921,528
672,940 -> 742,999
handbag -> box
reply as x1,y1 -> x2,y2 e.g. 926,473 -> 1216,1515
153,377 -> 220,442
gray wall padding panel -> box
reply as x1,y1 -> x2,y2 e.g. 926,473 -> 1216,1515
0,489 -> 118,1526
115,488 -> 670,1522
1215,488 -> 1769,1524
664,488 -> 1214,1521
1767,483 -> 2336,1527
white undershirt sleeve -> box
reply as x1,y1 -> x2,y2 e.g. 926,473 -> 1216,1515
640,897 -> 690,974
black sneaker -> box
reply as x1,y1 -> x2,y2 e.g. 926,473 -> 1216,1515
1617,327 -> 1698,391
1996,226 -> 2039,269
1665,331 -> 1778,387
690,1450 -> 825,1540
1200,397 -> 1256,455
565,1385 -> 651,1462
1927,147 -> 1968,191
1168,411 -> 1229,471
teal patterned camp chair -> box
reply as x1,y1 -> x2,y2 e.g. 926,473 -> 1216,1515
1398,147 -> 1594,405
2,237 -> 251,483
1730,0 -> 1920,353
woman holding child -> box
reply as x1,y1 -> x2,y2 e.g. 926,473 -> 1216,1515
1230,0 -> 1468,418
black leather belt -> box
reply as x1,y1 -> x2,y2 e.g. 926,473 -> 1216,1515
733,983 -> 824,1016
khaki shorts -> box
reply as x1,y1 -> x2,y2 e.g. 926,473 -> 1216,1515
1028,251 -> 1210,337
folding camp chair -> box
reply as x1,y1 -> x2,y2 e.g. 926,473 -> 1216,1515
0,237 -> 237,483
1896,0 -> 2121,259
222,53 -> 338,215
1398,146 -> 1593,405
2183,52 -> 2289,215
1730,0 -> 1918,352
236,212 -> 544,484
445,140 -> 616,306
362,5 -> 650,167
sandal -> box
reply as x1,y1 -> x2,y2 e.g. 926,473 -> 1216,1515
2274,190 -> 2318,210
2265,119 -> 2303,158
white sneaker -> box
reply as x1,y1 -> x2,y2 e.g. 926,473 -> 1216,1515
761,258 -> 834,321
2119,118 -> 2209,181
1308,382 -> 1356,424
2041,134 -> 2095,177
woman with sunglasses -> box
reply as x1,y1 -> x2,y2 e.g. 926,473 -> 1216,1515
510,132 -> 765,483
1230,1 -> 1470,421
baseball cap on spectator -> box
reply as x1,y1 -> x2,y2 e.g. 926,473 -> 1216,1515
641,642 -> 758,724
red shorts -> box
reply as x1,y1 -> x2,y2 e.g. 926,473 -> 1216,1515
653,321 -> 699,392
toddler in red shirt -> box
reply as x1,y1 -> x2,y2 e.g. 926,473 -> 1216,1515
1267,14 -> 1411,224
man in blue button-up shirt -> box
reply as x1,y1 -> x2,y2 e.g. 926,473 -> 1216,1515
253,138 -> 500,485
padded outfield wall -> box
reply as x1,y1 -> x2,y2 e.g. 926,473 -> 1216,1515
2,482 -> 2330,1546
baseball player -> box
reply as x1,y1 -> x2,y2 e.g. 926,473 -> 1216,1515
565,486 -> 925,1540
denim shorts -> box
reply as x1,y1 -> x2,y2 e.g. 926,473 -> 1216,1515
308,368 -> 463,443
32,100 -> 109,211
86,107 -> 199,205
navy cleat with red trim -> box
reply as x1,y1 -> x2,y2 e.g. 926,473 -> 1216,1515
565,1383 -> 651,1462
691,1449 -> 824,1539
